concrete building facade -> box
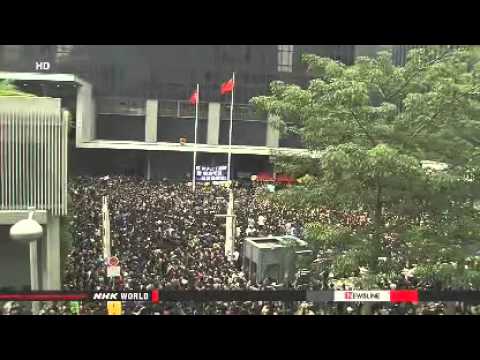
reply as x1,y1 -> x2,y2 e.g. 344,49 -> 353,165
0,45 -> 356,180
2,45 -> 455,180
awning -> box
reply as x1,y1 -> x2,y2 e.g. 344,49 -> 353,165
256,171 -> 275,182
276,174 -> 296,185
255,172 -> 296,185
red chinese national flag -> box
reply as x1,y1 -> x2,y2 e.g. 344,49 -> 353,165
220,79 -> 234,95
189,91 -> 198,105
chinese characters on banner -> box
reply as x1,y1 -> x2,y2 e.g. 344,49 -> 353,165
195,165 -> 228,182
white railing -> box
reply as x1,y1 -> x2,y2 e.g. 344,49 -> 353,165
0,112 -> 68,216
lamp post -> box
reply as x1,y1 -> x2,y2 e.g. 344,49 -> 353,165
9,210 -> 43,315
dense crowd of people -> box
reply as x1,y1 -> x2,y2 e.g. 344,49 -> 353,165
2,175 -> 478,315
61,175 -> 316,315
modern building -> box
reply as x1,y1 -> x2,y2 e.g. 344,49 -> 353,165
0,45 -> 356,180
3,45 -> 458,180
355,45 -> 464,65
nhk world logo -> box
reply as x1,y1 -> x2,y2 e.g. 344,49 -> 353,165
334,291 -> 390,302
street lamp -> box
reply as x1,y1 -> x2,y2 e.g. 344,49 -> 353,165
10,210 -> 43,315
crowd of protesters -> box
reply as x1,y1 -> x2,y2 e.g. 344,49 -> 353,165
2,175 -> 478,315
61,175 -> 315,315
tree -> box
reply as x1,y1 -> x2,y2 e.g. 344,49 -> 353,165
0,80 -> 35,97
251,47 -> 480,293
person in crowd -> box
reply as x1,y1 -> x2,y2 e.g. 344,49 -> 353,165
3,175 -> 468,315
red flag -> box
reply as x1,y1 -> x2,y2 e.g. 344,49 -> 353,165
220,79 -> 234,95
189,91 -> 198,105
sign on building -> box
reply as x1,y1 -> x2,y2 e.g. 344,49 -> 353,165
195,165 -> 228,182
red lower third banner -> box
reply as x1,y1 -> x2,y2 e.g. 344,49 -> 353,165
390,290 -> 419,304
0,292 -> 90,301
151,289 -> 160,304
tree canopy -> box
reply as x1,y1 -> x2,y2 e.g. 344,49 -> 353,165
0,80 -> 36,97
251,46 -> 480,290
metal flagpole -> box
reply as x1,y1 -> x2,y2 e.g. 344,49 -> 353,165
227,72 -> 235,182
192,84 -> 199,192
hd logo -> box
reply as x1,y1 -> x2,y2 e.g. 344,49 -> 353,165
35,61 -> 50,71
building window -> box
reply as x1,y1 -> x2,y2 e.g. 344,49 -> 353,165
277,45 -> 294,72
2,45 -> 22,64
393,45 -> 424,66
56,45 -> 74,63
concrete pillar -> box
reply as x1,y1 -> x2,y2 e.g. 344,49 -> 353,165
207,102 -> 221,145
146,153 -> 152,180
91,99 -> 96,140
41,214 -> 61,290
266,114 -> 280,148
145,99 -> 158,143
249,261 -> 253,282
40,225 -> 48,290
257,261 -> 263,284
76,81 -> 95,146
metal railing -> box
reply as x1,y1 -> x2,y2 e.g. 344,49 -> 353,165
96,97 -> 265,122
157,100 -> 265,121
221,103 -> 266,121
158,100 -> 208,119
0,112 -> 68,216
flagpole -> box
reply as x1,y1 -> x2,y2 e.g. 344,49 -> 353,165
192,83 -> 199,192
227,72 -> 235,182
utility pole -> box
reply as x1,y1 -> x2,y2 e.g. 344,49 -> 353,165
102,196 -> 111,260
215,184 -> 236,259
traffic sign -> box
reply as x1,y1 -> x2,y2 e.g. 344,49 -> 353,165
107,256 -> 119,267
107,265 -> 121,278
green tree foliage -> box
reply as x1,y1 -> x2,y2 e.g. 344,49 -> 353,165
252,46 -> 480,290
0,80 -> 36,97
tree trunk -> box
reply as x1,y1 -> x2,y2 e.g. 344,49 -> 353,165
374,182 -> 383,227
